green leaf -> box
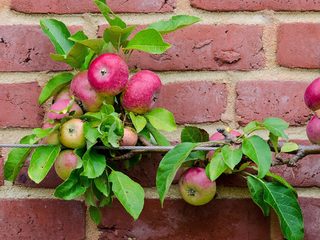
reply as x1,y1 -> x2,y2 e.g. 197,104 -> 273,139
281,142 -> 299,153
109,171 -> 145,220
269,133 -> 279,155
242,135 -> 272,178
156,142 -> 197,205
82,148 -> 106,179
28,145 -> 61,184
104,26 -> 136,50
145,108 -> 176,132
129,112 -> 147,133
4,134 -> 37,181
125,29 -> 171,54
266,171 -> 297,195
99,115 -> 124,148
38,73 -> 73,105
69,30 -> 88,42
243,121 -> 263,135
85,184 -> 97,206
247,176 -> 270,216
221,145 -> 243,170
146,123 -> 170,146
40,19 -> 74,55
94,173 -> 110,197
84,122 -> 101,148
181,126 -> 209,143
89,206 -> 102,224
206,150 -> 228,181
32,128 -> 53,139
94,0 -> 126,28
54,170 -> 88,200
263,118 -> 289,139
74,38 -> 105,54
148,15 -> 200,34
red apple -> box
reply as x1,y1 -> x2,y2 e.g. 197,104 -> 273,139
42,122 -> 59,145
88,53 -> 129,96
121,70 -> 162,114
179,167 -> 216,206
54,150 -> 80,180
304,77 -> 320,112
59,119 -> 86,149
55,87 -> 71,101
306,115 -> 320,144
120,127 -> 138,146
47,99 -> 83,120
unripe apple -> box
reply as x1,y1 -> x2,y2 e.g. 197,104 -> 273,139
88,53 -> 129,96
59,119 -> 86,149
70,71 -> 104,112
55,87 -> 71,101
54,150 -> 80,180
47,99 -> 83,120
120,127 -> 138,146
304,77 -> 320,112
121,70 -> 162,114
42,122 -> 59,145
306,115 -> 320,144
179,167 -> 216,206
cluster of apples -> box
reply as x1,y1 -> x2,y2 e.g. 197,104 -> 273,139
42,53 -> 162,180
304,78 -> 320,144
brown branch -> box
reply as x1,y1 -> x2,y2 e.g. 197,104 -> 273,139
110,151 -> 138,161
138,136 -> 153,146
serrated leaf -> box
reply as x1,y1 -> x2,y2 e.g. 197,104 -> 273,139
82,148 -> 106,179
148,15 -> 200,34
104,25 -> 135,50
247,176 -> 270,216
263,118 -> 289,139
129,112 -> 147,133
28,145 -> 61,184
242,135 -> 271,178
84,122 -> 101,148
269,133 -> 279,155
94,173 -> 110,197
38,73 -> 73,105
32,128 -> 52,139
266,171 -> 297,195
206,150 -> 228,181
89,206 -> 102,224
94,0 -> 126,28
69,30 -> 88,42
281,142 -> 299,153
74,38 -> 105,54
156,142 -> 197,205
243,121 -> 263,135
109,171 -> 145,220
181,126 -> 209,143
221,145 -> 242,170
146,123 -> 170,146
125,29 -> 171,54
145,108 -> 176,132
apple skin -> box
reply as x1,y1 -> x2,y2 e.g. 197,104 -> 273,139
88,53 -> 129,96
304,77 -> 320,111
54,150 -> 80,180
306,115 -> 320,144
121,70 -> 162,114
42,122 -> 60,145
47,99 -> 83,120
179,167 -> 216,206
70,71 -> 104,112
55,87 -> 71,101
59,119 -> 86,149
120,127 -> 138,146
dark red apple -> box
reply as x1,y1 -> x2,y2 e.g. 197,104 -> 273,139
306,115 -> 320,144
304,77 -> 320,112
120,127 -> 138,146
54,150 -> 80,180
59,119 -> 86,149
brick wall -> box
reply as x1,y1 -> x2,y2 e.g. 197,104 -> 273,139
0,0 -> 320,239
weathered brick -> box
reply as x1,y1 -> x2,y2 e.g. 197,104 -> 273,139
11,0 -> 176,14
0,83 -> 44,128
155,82 -> 228,124
99,199 -> 270,240
277,23 -> 320,69
0,25 -> 74,72
236,81 -> 311,126
190,0 -> 320,11
0,199 -> 86,240
98,24 -> 265,71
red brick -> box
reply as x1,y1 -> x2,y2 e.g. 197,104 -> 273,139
236,81 -> 311,126
277,23 -> 320,69
0,83 -> 44,128
0,199 -> 86,240
0,25 -> 74,72
99,199 -> 270,240
190,0 -> 320,11
11,0 -> 175,14
155,82 -> 228,124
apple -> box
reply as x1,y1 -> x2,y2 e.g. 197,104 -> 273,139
47,99 -> 83,120
55,87 -> 71,101
54,150 -> 80,180
179,167 -> 216,206
120,127 -> 138,146
59,119 -> 86,149
306,115 -> 320,144
304,77 -> 320,113
88,53 -> 129,96
121,70 -> 162,114
42,122 -> 59,145
70,71 -> 104,112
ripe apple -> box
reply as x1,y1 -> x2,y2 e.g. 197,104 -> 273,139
70,71 -> 104,112
54,150 -> 80,180
121,70 -> 162,114
42,122 -> 59,145
120,127 -> 138,146
88,53 -> 129,96
179,167 -> 216,206
304,77 -> 320,113
47,99 -> 83,120
59,119 -> 86,149
306,115 -> 320,144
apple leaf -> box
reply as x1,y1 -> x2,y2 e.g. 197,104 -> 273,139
243,121 -> 263,135
125,29 -> 171,54
94,0 -> 126,29
156,142 -> 197,205
81,148 -> 106,179
221,145 -> 242,170
129,112 -> 147,133
94,173 -> 110,197
269,133 -> 279,154
68,30 -> 88,42
40,19 -> 74,55
28,145 -> 61,184
263,118 -> 289,139
99,115 -> 124,148
89,206 -> 102,224
4,134 -> 37,181
109,170 -> 145,220
104,25 -> 136,50
181,126 -> 209,143
145,108 -> 176,132
265,171 -> 297,195
38,73 -> 73,105
72,38 -> 105,54
242,135 -> 271,178
146,123 -> 170,146
281,142 -> 299,153
148,15 -> 200,34
247,176 -> 270,216
206,150 -> 228,181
